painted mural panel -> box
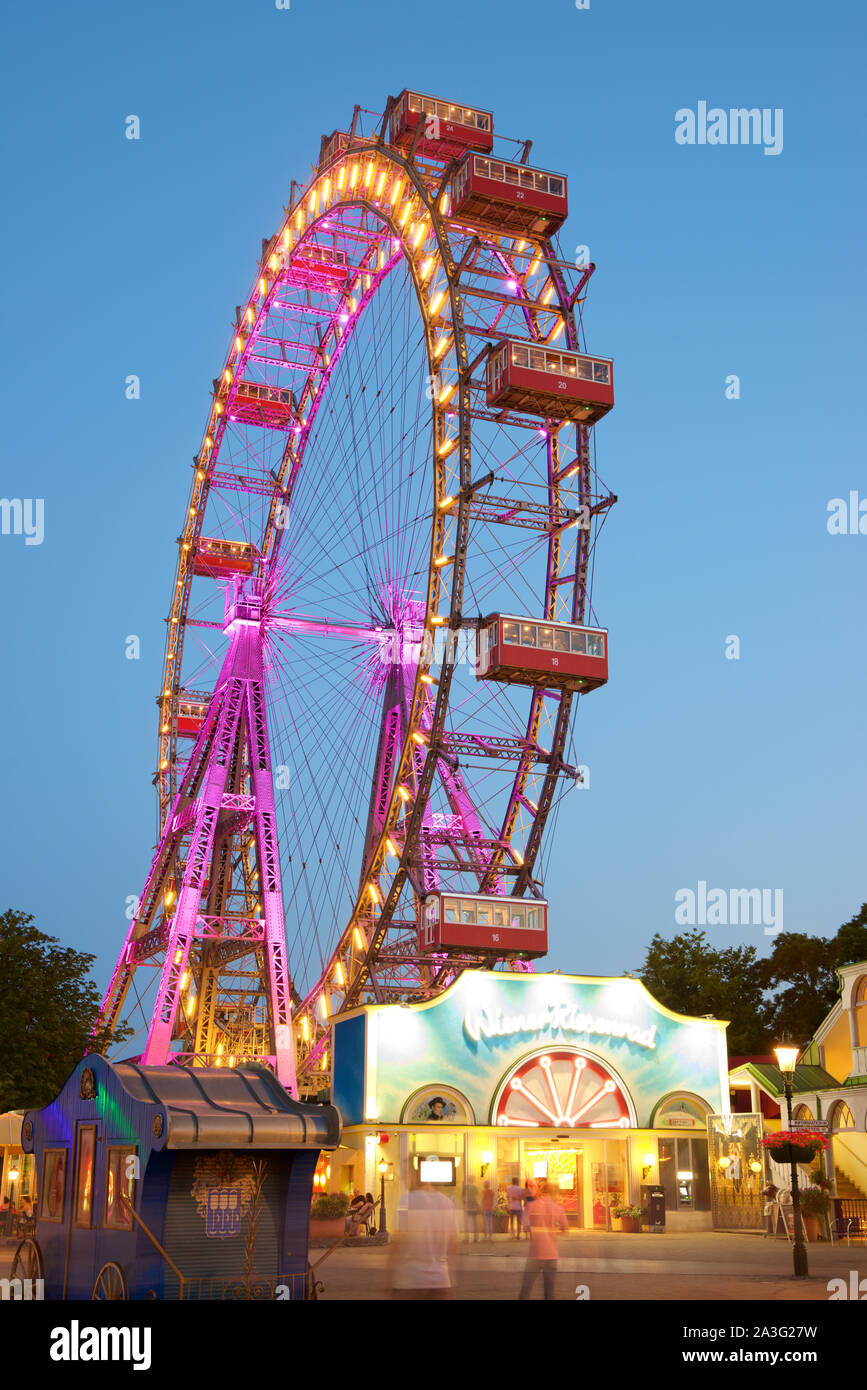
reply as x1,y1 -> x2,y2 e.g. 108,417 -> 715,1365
348,972 -> 728,1125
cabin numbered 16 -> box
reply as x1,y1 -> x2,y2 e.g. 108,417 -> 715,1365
476,615 -> 608,693
419,891 -> 548,960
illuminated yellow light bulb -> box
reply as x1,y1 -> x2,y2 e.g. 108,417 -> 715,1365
439,494 -> 456,509
385,837 -> 398,857
334,960 -> 345,986
375,170 -> 386,197
438,438 -> 457,457
397,785 -> 410,802
434,554 -> 453,567
353,926 -> 365,951
438,382 -> 456,406
412,731 -> 427,745
429,290 -> 446,317
429,615 -> 445,626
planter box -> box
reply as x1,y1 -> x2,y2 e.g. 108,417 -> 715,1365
309,1217 -> 345,1240
619,1216 -> 641,1234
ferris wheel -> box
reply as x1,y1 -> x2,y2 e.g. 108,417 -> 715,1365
98,91 -> 616,1098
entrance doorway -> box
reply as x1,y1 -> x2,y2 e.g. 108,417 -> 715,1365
523,1145 -> 583,1223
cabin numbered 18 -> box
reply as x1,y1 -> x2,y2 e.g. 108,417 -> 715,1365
419,891 -> 548,960
476,615 -> 608,693
487,341 -> 614,425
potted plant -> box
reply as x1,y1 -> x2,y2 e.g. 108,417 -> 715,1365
761,1130 -> 828,1166
809,1166 -> 831,1191
493,1193 -> 510,1235
309,1191 -> 350,1240
798,1186 -> 831,1242
612,1203 -> 645,1234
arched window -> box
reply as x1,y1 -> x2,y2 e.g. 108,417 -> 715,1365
854,975 -> 867,1047
653,1094 -> 713,1130
792,1103 -> 814,1122
829,1101 -> 855,1130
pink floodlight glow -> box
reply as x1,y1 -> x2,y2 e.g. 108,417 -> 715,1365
506,278 -> 518,292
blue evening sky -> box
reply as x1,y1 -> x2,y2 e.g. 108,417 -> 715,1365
1,0 -> 864,993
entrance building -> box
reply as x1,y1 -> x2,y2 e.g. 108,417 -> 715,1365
329,970 -> 728,1232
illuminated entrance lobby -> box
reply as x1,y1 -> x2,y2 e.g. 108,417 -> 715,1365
330,971 -> 729,1232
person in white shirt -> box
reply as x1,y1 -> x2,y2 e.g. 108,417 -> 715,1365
389,1182 -> 459,1299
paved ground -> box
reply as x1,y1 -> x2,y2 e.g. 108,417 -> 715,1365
4,1229 -> 865,1301
309,1229 -> 867,1301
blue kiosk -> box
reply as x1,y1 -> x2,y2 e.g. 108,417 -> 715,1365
15,1054 -> 339,1299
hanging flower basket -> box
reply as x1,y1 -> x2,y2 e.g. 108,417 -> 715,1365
761,1130 -> 827,1166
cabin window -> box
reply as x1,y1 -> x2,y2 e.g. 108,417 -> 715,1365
529,349 -> 545,371
74,1125 -> 97,1229
494,905 -> 509,928
587,633 -> 605,657
444,901 -> 459,923
520,623 -> 537,646
489,161 -> 505,181
520,170 -> 535,189
511,345 -> 529,368
40,1148 -> 68,1223
553,628 -> 570,653
502,620 -> 520,644
105,1147 -> 137,1230
491,622 -> 498,644
593,362 -> 610,383
509,911 -> 523,929
538,626 -> 554,649
527,908 -> 540,931
504,164 -> 520,185
476,902 -> 492,926
564,360 -> 577,376
409,93 -> 421,112
461,901 -> 477,925
570,631 -> 587,654
576,358 -> 592,380
476,112 -> 491,130
474,157 -> 490,177
549,178 -> 563,197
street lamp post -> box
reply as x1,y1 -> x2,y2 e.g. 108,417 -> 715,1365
774,1044 -> 808,1279
378,1160 -> 388,1235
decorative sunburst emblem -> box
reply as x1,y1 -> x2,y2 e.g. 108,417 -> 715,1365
494,1051 -> 631,1128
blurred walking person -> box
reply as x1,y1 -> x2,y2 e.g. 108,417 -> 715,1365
481,1180 -> 495,1241
389,1179 -> 459,1299
506,1176 -> 524,1238
518,1181 -> 568,1300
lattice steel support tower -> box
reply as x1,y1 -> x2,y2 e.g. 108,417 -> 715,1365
97,583 -> 297,1094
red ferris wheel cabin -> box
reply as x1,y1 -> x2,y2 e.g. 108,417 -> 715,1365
419,891 -> 548,959
487,341 -> 614,425
476,615 -> 608,693
390,90 -> 493,161
191,537 -> 258,579
451,154 -> 568,236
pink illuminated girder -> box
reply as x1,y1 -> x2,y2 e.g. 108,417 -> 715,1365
100,597 -> 296,1092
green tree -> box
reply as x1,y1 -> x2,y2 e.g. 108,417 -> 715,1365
0,909 -> 129,1112
763,907 -> 867,1045
637,929 -> 772,1053
832,902 -> 867,969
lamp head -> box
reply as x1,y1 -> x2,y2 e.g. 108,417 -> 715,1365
774,1044 -> 799,1077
